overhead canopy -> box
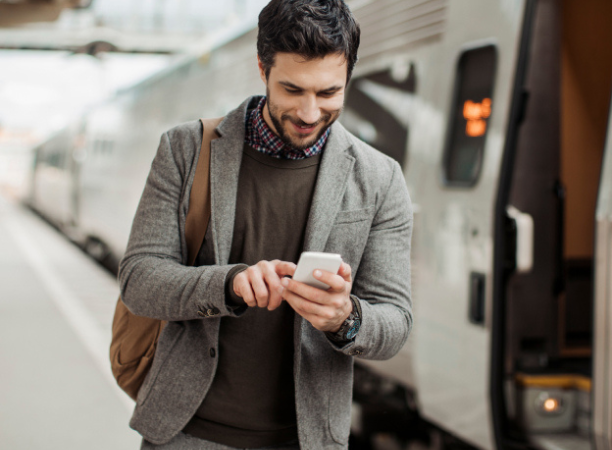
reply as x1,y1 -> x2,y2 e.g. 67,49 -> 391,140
0,0 -> 85,27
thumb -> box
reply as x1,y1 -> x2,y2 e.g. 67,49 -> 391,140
275,261 -> 297,277
339,262 -> 352,282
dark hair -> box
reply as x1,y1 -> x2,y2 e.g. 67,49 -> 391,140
257,0 -> 360,83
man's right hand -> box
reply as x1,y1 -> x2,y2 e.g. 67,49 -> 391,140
232,260 -> 297,311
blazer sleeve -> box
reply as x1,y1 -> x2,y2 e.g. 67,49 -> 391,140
332,160 -> 413,360
118,129 -> 246,321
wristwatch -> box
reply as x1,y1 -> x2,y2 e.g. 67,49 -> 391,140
326,296 -> 362,342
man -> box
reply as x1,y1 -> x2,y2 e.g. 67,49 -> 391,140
119,0 -> 413,449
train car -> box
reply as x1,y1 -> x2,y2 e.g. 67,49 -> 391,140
27,122 -> 84,237
27,0 -> 612,449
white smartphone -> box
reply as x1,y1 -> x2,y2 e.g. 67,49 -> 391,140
293,251 -> 343,290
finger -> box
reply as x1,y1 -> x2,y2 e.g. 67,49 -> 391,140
267,293 -> 283,311
282,290 -> 337,331
281,277 -> 327,305
282,287 -> 328,319
234,274 -> 256,307
275,261 -> 297,277
266,279 -> 284,311
338,262 -> 352,282
249,269 -> 270,308
261,266 -> 284,311
313,269 -> 346,293
268,284 -> 283,311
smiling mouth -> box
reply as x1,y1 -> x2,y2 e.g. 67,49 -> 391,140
290,121 -> 318,135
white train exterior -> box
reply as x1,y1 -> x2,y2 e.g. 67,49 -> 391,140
26,1 -> 612,450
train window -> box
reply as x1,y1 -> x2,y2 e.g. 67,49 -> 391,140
93,138 -> 114,156
341,65 -> 414,168
49,148 -> 64,168
443,45 -> 497,186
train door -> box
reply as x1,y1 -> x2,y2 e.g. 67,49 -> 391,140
496,0 -> 612,449
593,100 -> 612,450
341,0 -> 532,446
343,0 -> 537,447
407,1 -> 530,449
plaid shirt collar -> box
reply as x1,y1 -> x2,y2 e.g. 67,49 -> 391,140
245,96 -> 330,160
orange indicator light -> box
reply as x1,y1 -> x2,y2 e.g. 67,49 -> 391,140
463,98 -> 492,137
534,392 -> 565,416
466,120 -> 486,137
543,398 -> 559,412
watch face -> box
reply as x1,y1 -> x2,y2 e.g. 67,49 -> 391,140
346,319 -> 361,339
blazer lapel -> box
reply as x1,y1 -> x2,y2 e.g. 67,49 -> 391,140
296,122 -> 355,362
209,98 -> 252,265
302,122 -> 355,252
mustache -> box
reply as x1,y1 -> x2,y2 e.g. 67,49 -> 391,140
282,112 -> 335,128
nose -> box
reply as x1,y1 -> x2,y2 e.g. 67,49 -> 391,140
296,95 -> 321,125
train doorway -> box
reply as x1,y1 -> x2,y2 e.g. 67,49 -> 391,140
495,0 -> 612,449
593,99 -> 612,450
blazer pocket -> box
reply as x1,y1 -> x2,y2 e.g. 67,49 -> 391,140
334,206 -> 374,225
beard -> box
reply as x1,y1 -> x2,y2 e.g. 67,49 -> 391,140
265,88 -> 342,151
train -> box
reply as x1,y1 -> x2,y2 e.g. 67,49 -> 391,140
25,0 -> 612,449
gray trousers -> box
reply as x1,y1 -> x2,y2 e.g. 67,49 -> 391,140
140,433 -> 300,450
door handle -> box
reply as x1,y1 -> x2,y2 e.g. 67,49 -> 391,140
469,272 -> 486,325
506,205 -> 534,273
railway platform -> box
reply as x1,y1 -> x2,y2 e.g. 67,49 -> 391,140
0,193 -> 141,449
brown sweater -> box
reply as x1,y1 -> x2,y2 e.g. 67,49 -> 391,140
183,143 -> 321,447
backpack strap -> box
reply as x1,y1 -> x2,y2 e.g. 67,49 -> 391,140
185,117 -> 223,266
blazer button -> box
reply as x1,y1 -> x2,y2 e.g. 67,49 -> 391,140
210,348 -> 216,358
211,307 -> 220,315
207,308 -> 214,316
197,310 -> 206,317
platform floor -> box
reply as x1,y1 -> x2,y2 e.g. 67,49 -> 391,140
0,194 -> 141,449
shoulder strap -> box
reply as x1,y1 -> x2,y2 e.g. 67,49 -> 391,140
185,117 -> 223,266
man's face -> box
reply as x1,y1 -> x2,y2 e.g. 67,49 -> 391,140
258,52 -> 347,150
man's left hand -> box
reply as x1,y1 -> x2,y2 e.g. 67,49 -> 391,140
279,262 -> 353,333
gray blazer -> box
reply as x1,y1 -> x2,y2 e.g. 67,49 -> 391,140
118,96 -> 413,449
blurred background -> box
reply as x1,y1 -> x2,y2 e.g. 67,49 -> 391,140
0,1 -> 268,449
0,0 -> 268,198
1,1 -> 611,450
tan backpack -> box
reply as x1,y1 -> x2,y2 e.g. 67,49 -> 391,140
109,117 -> 222,400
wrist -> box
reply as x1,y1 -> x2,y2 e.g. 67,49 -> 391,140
330,298 -> 353,332
226,264 -> 248,307
326,296 -> 362,342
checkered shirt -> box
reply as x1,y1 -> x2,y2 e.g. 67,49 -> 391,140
245,97 -> 330,160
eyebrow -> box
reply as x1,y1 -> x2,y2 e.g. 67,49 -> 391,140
278,81 -> 343,94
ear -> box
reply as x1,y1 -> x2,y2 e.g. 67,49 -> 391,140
257,55 -> 267,85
